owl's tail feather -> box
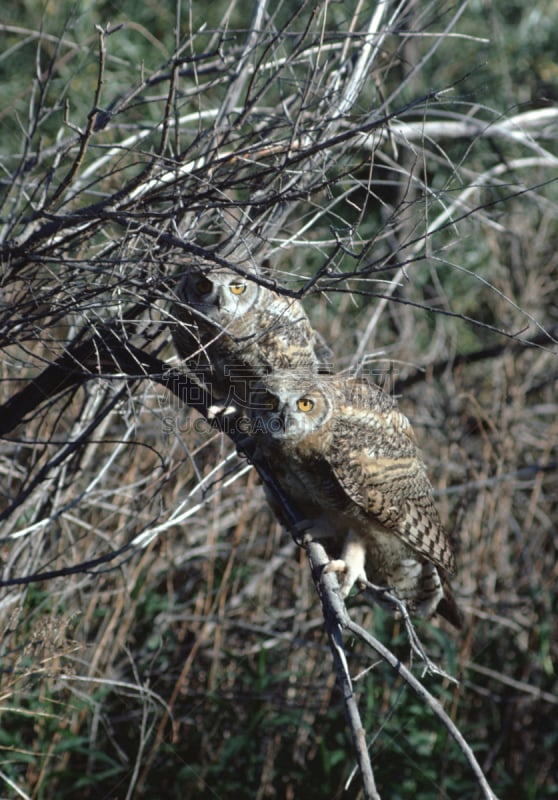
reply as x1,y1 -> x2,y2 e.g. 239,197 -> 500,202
437,574 -> 464,629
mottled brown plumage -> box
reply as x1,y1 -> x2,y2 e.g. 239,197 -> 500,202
171,263 -> 331,408
252,373 -> 461,627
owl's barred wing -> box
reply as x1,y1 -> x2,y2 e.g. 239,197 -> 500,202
328,413 -> 456,574
398,494 -> 456,574
332,452 -> 456,573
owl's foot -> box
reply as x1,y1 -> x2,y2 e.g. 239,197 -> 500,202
323,532 -> 367,598
325,559 -> 347,573
324,558 -> 350,598
324,558 -> 366,599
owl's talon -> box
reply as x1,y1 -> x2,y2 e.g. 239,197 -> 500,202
323,558 -> 364,599
324,559 -> 348,575
323,559 -> 349,598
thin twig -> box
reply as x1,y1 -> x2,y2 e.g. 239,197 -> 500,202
44,25 -> 108,210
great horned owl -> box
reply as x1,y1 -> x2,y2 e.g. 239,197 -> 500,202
251,373 -> 462,627
171,263 -> 331,408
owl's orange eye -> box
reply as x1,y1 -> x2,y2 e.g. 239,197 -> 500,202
297,397 -> 314,413
229,281 -> 247,296
195,276 -> 213,295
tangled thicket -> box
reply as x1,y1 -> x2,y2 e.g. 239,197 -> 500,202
0,1 -> 557,798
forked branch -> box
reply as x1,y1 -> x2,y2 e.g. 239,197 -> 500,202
305,540 -> 498,800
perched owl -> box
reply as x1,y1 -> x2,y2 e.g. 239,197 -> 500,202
251,373 -> 462,628
171,262 -> 331,410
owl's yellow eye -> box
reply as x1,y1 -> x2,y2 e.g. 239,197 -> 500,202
195,276 -> 213,295
229,281 -> 247,296
297,397 -> 314,413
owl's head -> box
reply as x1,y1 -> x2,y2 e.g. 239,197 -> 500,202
252,374 -> 334,440
176,266 -> 260,323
